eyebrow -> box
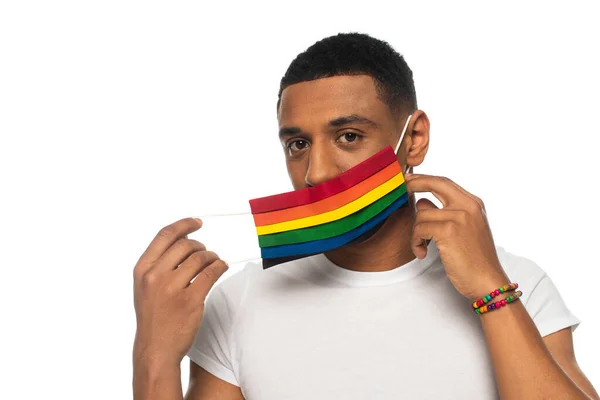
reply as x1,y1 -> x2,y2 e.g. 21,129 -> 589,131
328,114 -> 379,128
278,126 -> 302,138
278,114 -> 378,138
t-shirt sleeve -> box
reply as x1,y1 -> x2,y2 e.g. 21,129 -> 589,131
524,272 -> 581,337
499,247 -> 581,338
187,284 -> 239,386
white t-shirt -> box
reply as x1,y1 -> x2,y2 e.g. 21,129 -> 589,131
187,240 -> 581,399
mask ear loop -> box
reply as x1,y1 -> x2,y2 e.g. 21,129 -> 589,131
394,114 -> 413,174
196,211 -> 251,218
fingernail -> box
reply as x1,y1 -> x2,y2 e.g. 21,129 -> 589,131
193,217 -> 202,224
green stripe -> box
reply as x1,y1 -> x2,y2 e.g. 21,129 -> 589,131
258,183 -> 407,248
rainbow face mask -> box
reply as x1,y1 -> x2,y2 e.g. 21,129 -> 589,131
249,115 -> 413,269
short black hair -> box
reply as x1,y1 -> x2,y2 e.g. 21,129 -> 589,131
277,32 -> 417,116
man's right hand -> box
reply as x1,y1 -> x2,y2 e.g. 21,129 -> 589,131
132,217 -> 229,370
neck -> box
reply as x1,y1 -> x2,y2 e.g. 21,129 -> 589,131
324,195 -> 420,272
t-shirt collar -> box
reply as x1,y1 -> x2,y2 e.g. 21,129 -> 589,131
307,240 -> 439,287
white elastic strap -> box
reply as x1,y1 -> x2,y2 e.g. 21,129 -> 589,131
394,114 -> 413,155
196,211 -> 251,219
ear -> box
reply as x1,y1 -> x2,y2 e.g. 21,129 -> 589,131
402,110 -> 430,173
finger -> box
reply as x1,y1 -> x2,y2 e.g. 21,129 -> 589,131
405,174 -> 470,208
432,177 -> 484,210
171,250 -> 220,288
152,238 -> 207,275
187,259 -> 229,300
138,217 -> 203,267
414,208 -> 466,224
411,221 -> 451,259
415,197 -> 439,211
408,174 -> 484,211
412,207 -> 444,258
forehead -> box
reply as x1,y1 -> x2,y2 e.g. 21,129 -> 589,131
278,75 -> 391,126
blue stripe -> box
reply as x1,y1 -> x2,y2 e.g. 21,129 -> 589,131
261,192 -> 409,259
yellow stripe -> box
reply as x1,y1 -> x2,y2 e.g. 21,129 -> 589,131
256,172 -> 405,235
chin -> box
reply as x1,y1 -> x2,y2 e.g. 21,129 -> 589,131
348,219 -> 387,246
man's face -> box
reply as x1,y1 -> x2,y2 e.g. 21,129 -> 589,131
277,75 -> 403,190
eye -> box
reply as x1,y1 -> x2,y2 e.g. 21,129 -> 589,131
287,139 -> 310,153
337,132 -> 360,143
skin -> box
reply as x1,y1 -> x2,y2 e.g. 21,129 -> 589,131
133,74 -> 599,399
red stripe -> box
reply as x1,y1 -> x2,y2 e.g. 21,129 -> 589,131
249,146 -> 397,214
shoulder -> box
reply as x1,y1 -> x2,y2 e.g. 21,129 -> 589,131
496,245 -> 547,281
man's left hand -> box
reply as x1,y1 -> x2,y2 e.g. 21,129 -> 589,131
404,173 -> 510,301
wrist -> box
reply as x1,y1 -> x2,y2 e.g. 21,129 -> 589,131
469,271 -> 512,303
133,352 -> 182,386
133,341 -> 182,372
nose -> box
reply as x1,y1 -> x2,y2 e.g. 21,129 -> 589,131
304,145 -> 340,187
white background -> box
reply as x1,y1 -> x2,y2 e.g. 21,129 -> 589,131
1,1 -> 599,398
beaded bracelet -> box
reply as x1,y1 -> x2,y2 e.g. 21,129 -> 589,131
474,290 -> 523,314
471,282 -> 519,310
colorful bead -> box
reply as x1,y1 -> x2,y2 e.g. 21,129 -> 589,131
471,284 -> 522,315
471,283 -> 520,315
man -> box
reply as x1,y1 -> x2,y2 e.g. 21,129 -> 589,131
133,33 -> 599,399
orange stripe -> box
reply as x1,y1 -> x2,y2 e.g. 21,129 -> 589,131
253,161 -> 402,227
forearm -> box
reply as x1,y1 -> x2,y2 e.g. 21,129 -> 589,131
133,355 -> 183,400
478,284 -> 591,399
